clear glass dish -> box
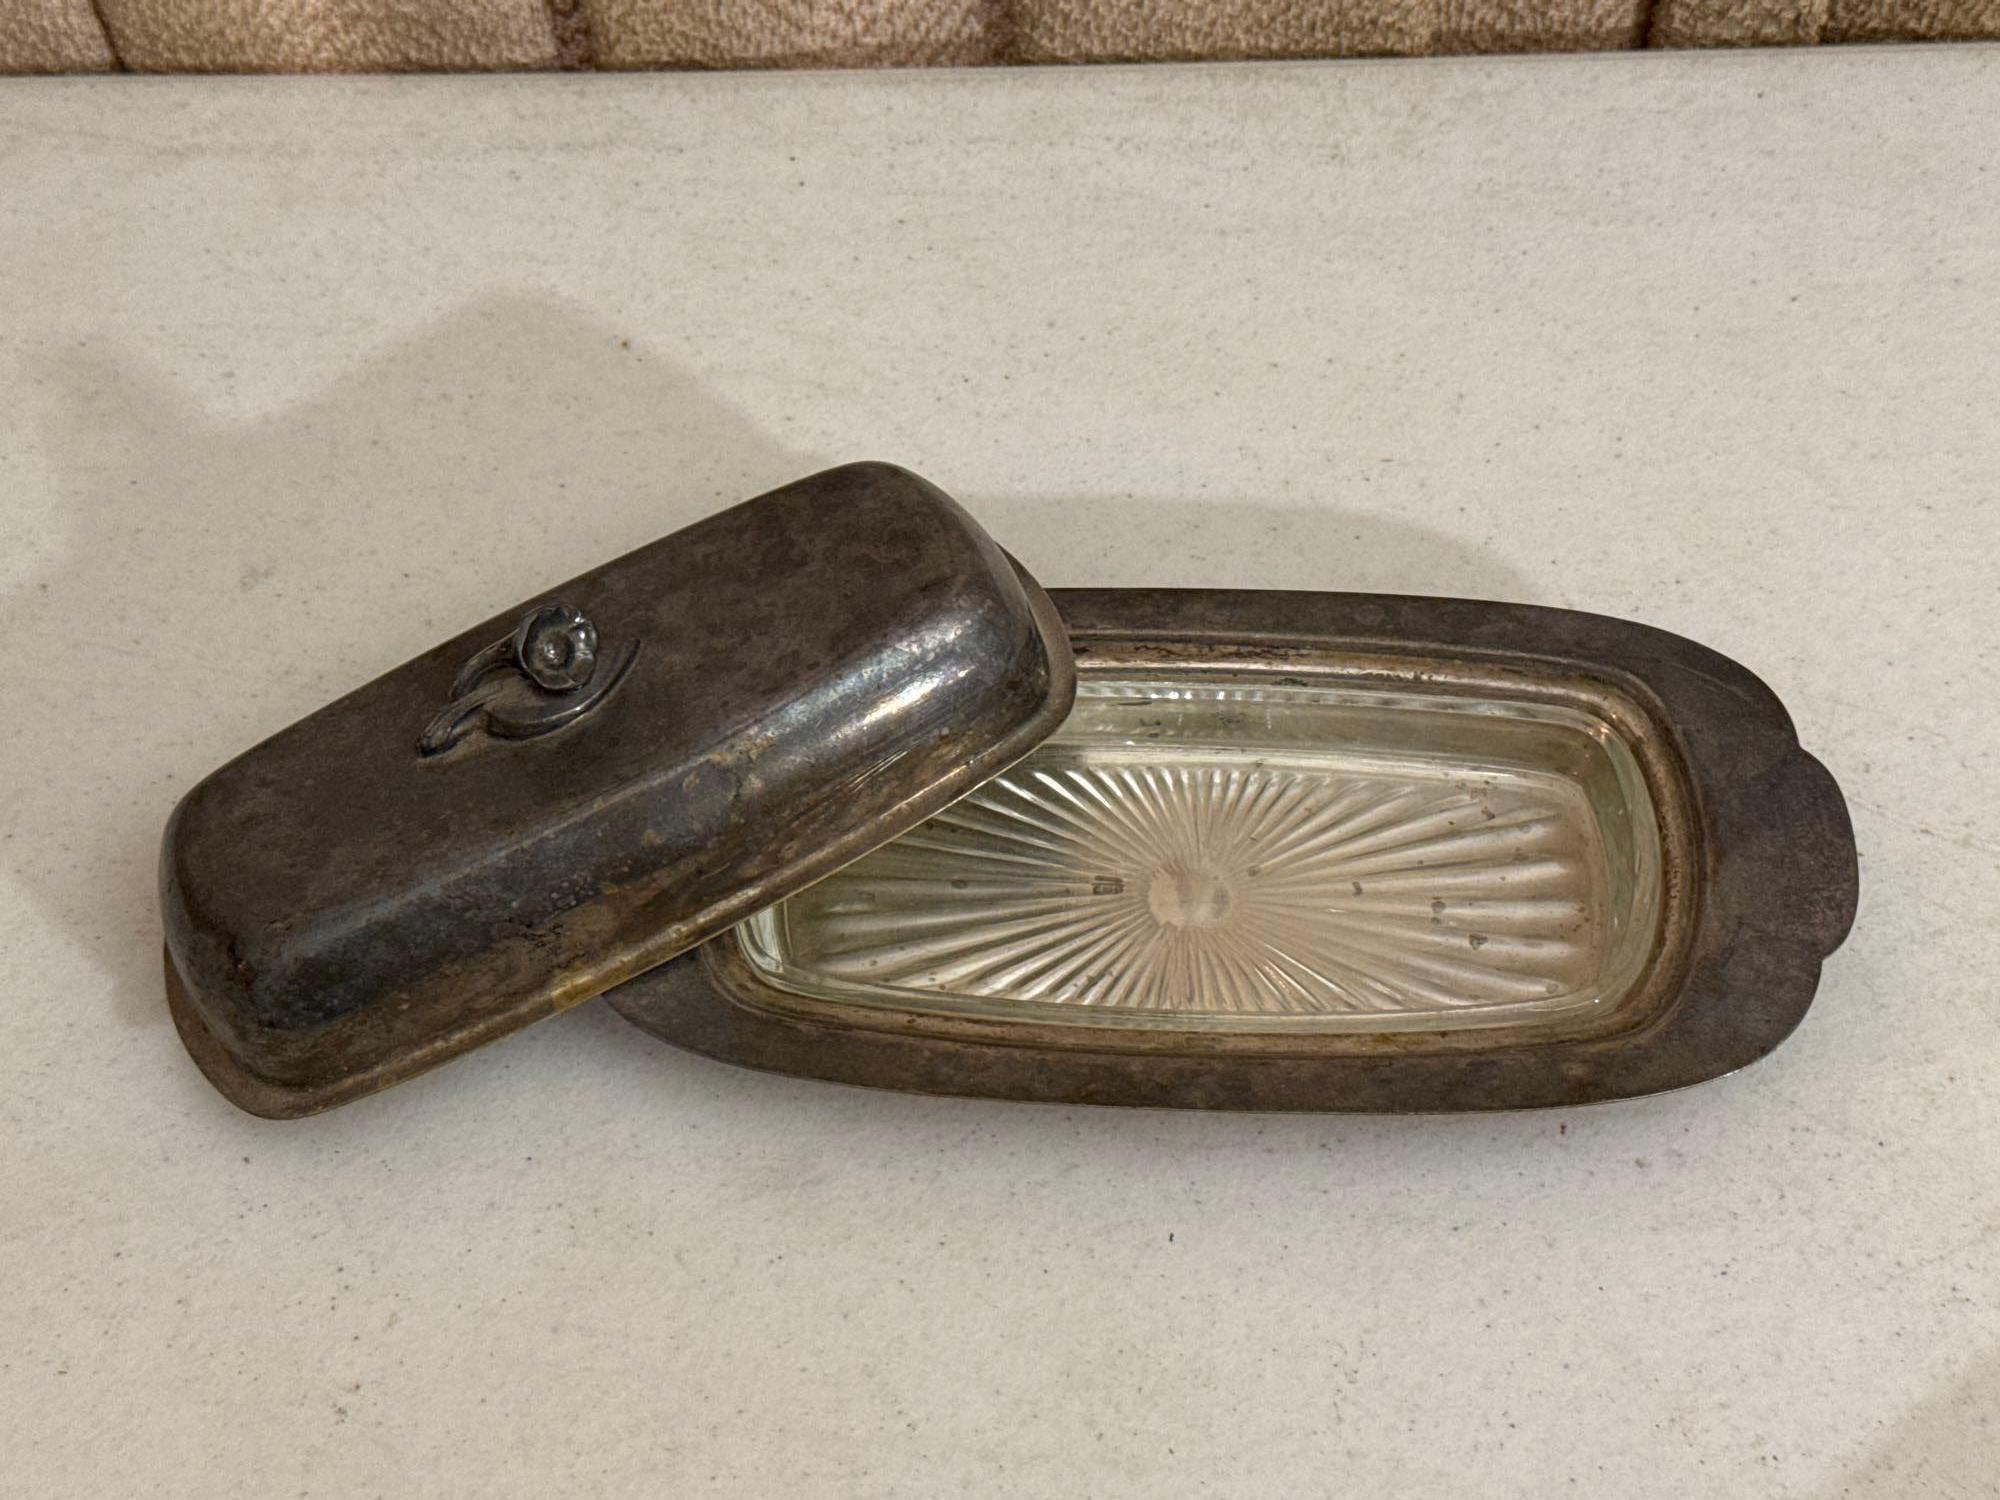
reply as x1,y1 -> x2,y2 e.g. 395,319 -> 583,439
739,671 -> 1665,1034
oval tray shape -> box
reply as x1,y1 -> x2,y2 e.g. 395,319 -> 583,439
609,589 -> 1857,1112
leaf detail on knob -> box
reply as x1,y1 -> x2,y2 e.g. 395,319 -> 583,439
419,601 -> 638,757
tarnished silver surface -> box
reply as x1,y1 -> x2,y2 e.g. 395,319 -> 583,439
160,463 -> 1075,1116
611,588 -> 1857,1112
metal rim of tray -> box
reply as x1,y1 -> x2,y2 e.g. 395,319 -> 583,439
607,588 -> 1858,1112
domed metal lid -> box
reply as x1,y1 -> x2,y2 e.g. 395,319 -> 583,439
161,463 -> 1075,1117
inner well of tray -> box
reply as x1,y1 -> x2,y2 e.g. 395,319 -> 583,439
739,671 -> 1665,1034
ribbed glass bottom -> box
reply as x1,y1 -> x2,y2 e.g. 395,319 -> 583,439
740,673 -> 1663,1033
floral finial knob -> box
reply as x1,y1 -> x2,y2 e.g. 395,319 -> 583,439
513,604 -> 598,692
419,600 -> 637,757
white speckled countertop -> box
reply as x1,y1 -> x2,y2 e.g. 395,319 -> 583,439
3,47 -> 1997,1497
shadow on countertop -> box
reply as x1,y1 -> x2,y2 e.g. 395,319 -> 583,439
6,291 -> 1532,1101
1816,1356 -> 2000,1497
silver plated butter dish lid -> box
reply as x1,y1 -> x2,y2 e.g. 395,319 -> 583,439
160,463 -> 1076,1116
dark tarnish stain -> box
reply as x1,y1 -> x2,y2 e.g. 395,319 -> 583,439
159,463 -> 1077,1117
224,936 -> 256,993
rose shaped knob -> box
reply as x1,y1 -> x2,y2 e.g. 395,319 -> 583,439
419,600 -> 637,757
514,604 -> 598,692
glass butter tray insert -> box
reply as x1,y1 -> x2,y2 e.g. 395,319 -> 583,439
739,672 -> 1666,1034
